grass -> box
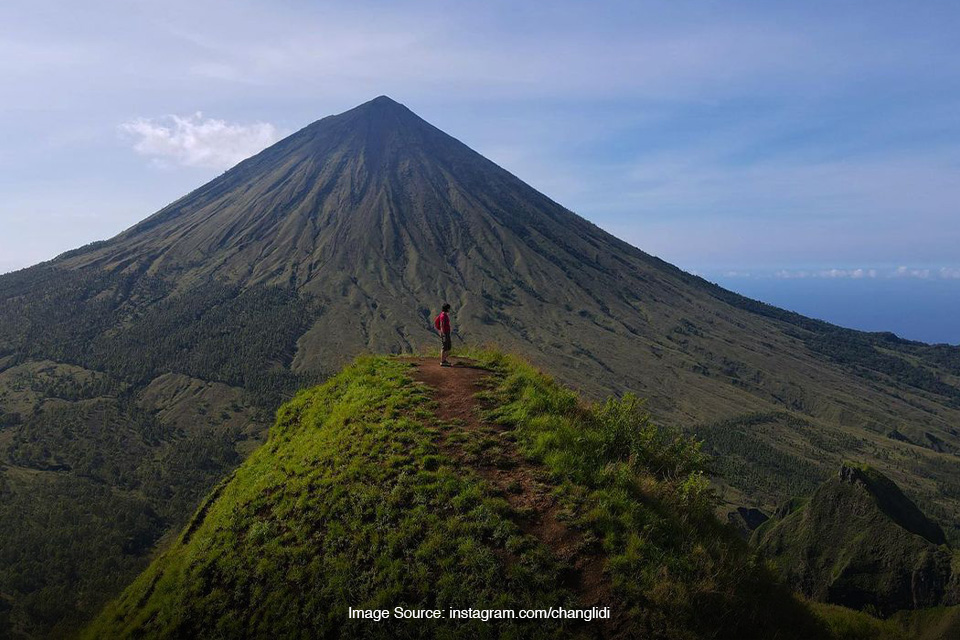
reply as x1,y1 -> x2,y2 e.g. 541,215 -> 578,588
84,356 -> 581,639
470,351 -> 828,639
86,350 -> 848,639
752,461 -> 955,617
809,602 -> 910,639
810,602 -> 960,640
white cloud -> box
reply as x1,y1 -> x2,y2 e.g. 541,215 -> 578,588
893,266 -> 931,279
774,269 -> 807,279
763,266 -> 960,281
119,113 -> 281,170
813,268 -> 878,279
770,267 -> 901,279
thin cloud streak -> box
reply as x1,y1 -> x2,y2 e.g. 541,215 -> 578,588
708,266 -> 960,280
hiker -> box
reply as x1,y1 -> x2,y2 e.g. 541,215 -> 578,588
434,303 -> 452,367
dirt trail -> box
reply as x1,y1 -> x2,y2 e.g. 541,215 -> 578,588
407,357 -> 614,631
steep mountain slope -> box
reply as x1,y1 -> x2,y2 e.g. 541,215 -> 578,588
754,463 -> 960,615
1,96 -> 959,635
85,354 -> 827,639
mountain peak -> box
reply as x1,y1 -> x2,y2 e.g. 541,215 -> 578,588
334,94 -> 417,125
364,94 -> 401,107
756,462 -> 955,614
838,462 -> 946,544
345,94 -> 405,114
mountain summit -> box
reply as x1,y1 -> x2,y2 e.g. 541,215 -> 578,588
63,94 -> 656,371
2,96 -> 960,635
67,94 -> 600,294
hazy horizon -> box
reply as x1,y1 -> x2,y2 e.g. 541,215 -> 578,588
707,270 -> 960,346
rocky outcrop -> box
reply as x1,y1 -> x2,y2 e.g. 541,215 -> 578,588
754,463 -> 958,616
836,463 -> 946,545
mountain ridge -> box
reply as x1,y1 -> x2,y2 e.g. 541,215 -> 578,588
83,353 -> 829,640
837,462 -> 947,545
755,463 -> 959,616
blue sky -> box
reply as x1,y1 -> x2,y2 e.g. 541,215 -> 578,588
2,0 -> 959,280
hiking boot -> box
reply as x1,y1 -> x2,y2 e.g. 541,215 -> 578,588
440,361 -> 452,367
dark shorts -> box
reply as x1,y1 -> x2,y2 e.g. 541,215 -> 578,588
440,333 -> 452,350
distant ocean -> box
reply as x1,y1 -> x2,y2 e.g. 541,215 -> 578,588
709,276 -> 960,346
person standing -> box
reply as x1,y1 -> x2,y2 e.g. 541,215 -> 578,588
434,303 -> 452,367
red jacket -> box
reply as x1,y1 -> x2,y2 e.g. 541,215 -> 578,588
434,311 -> 450,334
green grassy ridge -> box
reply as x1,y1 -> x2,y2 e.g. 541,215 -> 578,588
753,463 -> 958,617
470,352 -> 826,638
84,357 -> 579,639
810,602 -> 960,640
86,353 -> 829,639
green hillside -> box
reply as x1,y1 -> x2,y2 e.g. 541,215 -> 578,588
85,354 -> 826,639
754,463 -> 959,616
809,602 -> 960,640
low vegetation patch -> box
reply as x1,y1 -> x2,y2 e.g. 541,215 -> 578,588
85,357 -> 579,639
471,351 -> 826,638
87,352 -> 834,639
